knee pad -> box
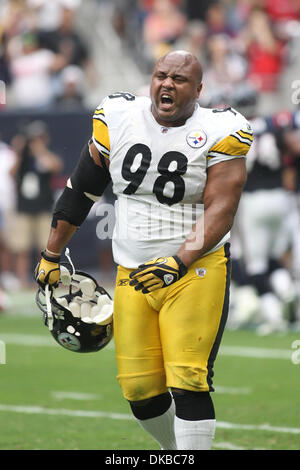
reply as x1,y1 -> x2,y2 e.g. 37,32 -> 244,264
129,392 -> 172,420
171,388 -> 215,421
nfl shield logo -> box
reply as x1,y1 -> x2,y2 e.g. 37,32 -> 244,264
195,268 -> 207,278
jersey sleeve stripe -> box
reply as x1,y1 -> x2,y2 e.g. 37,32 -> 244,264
234,131 -> 253,145
237,130 -> 253,139
207,150 -> 247,159
92,137 -> 110,160
230,133 -> 253,146
94,108 -> 105,116
93,116 -> 108,127
208,134 -> 251,157
92,117 -> 110,156
93,138 -> 109,156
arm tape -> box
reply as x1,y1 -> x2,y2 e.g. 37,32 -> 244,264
52,143 -> 111,227
52,186 -> 93,227
70,142 -> 111,197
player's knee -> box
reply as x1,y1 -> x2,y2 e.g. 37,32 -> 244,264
171,388 -> 215,420
118,371 -> 167,403
129,392 -> 172,420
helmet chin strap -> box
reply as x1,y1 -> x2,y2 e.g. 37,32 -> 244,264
65,247 -> 75,278
45,284 -> 54,331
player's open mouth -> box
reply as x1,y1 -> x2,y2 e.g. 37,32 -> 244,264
159,94 -> 175,111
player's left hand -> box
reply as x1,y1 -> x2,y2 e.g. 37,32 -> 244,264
34,251 -> 61,289
129,256 -> 187,294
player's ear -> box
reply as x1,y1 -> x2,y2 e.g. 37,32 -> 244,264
196,83 -> 202,98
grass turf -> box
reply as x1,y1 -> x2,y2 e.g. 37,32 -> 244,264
0,289 -> 299,450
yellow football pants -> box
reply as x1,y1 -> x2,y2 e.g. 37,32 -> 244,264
113,244 -> 231,401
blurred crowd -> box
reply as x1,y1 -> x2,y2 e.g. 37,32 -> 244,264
0,121 -> 63,295
0,0 -> 97,311
0,0 -> 97,110
113,0 -> 300,112
1,0 -> 300,334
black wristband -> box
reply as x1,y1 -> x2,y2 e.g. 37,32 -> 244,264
41,250 -> 61,263
173,255 -> 188,278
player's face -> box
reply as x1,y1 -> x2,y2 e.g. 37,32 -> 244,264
150,55 -> 202,127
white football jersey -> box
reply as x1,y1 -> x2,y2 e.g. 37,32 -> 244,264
92,93 -> 253,268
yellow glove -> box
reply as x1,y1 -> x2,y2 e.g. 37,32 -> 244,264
129,255 -> 187,294
34,251 -> 61,288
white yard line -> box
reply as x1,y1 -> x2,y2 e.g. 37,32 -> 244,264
213,441 -> 266,450
217,421 -> 300,435
220,345 -> 291,360
0,404 -> 131,420
0,403 -> 299,435
0,333 -> 55,347
214,386 -> 252,395
0,333 -> 114,349
51,391 -> 102,401
213,441 -> 250,450
0,333 -> 292,359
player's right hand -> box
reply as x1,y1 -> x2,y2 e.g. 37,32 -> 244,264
34,251 -> 61,288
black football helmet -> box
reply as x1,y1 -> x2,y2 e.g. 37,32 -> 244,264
35,267 -> 113,353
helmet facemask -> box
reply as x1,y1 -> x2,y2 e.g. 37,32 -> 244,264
35,249 -> 113,353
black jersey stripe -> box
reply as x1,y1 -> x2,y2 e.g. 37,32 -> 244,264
93,116 -> 108,127
93,137 -> 110,154
230,134 -> 252,146
206,243 -> 231,391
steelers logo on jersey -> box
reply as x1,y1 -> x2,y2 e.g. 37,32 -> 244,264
186,129 -> 207,148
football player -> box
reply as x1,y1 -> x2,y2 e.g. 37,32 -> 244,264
280,114 -> 300,323
234,110 -> 298,333
35,51 -> 252,450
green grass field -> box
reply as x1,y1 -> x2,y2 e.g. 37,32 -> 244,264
0,289 -> 299,450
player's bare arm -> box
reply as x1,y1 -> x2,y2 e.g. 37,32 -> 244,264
176,158 -> 247,267
46,141 -> 106,255
35,141 -> 111,287
130,158 -> 247,293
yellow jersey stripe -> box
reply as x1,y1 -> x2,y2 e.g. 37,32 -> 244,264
93,137 -> 110,159
208,135 -> 251,157
93,136 -> 110,154
93,115 -> 107,126
237,130 -> 253,140
93,117 -> 110,154
94,108 -> 105,116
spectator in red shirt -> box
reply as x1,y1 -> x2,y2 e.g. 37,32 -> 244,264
241,7 -> 285,92
264,0 -> 300,23
264,0 -> 300,40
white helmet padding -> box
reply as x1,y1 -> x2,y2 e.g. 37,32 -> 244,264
36,264 -> 113,353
